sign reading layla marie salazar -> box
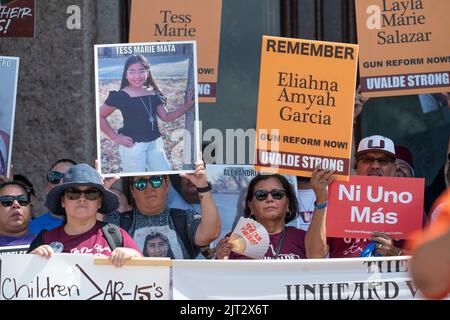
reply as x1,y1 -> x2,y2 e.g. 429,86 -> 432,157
327,176 -> 424,239
129,0 -> 222,103
0,254 -> 170,300
254,36 -> 358,181
0,0 -> 35,38
355,0 -> 450,97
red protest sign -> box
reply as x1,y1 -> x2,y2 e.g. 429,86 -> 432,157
0,0 -> 35,38
327,176 -> 424,239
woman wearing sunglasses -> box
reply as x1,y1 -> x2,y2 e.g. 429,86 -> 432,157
27,164 -> 142,267
216,173 -> 322,260
0,181 -> 35,247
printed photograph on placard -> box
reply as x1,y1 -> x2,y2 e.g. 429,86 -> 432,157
94,41 -> 199,177
0,56 -> 19,178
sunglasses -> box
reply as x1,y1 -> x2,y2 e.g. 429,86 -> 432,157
254,189 -> 286,201
133,176 -> 164,191
65,188 -> 101,201
47,171 -> 65,184
0,195 -> 30,207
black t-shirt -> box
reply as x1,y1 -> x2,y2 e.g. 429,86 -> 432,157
105,90 -> 163,142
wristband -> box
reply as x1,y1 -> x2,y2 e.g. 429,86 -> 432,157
314,201 -> 328,209
196,182 -> 212,193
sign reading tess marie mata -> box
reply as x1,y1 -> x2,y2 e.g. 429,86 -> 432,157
356,0 -> 450,97
327,176 -> 424,239
0,56 -> 19,178
254,36 -> 359,181
0,0 -> 35,38
94,41 -> 200,178
0,254 -> 171,300
129,0 -> 222,103
172,257 -> 427,300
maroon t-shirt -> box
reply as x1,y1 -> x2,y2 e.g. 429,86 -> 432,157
42,221 -> 142,256
229,226 -> 306,260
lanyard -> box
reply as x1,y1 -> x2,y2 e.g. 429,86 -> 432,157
273,228 -> 287,259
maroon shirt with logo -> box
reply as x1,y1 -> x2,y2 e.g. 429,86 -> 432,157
42,221 -> 142,255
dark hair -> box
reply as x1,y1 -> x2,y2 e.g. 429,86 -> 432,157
143,232 -> 174,258
0,180 -> 32,198
13,174 -> 35,197
243,174 -> 298,224
49,158 -> 77,171
120,55 -> 162,97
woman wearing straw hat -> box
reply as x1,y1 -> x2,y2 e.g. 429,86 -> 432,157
28,163 -> 142,267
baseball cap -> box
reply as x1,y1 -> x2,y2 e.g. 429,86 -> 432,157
356,135 -> 396,160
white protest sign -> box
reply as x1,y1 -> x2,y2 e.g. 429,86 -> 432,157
0,254 -> 170,300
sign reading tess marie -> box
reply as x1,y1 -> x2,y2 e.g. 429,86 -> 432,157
0,0 -> 35,38
254,36 -> 359,181
0,254 -> 170,300
355,0 -> 450,97
129,0 -> 222,103
327,176 -> 424,239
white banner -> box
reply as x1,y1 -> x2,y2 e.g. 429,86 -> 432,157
0,254 -> 170,300
173,257 -> 428,300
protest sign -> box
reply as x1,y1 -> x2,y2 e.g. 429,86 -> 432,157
0,0 -> 35,38
327,176 -> 424,239
0,245 -> 28,255
94,41 -> 200,177
356,0 -> 450,97
0,254 -> 171,300
0,56 -> 19,177
254,36 -> 359,181
172,257 -> 427,300
129,0 -> 222,103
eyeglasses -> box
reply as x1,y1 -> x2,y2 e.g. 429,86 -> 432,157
133,176 -> 164,191
358,157 -> 393,166
0,195 -> 30,207
65,188 -> 101,201
47,171 -> 65,185
254,189 -> 286,201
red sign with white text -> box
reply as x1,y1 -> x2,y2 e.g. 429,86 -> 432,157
327,176 -> 424,239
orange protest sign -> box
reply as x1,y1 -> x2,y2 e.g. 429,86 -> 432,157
356,0 -> 450,97
254,36 -> 359,181
327,176 -> 424,239
129,0 -> 222,103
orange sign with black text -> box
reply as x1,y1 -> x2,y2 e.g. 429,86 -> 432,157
254,36 -> 359,181
129,0 -> 222,103
356,0 -> 450,97
327,176 -> 424,239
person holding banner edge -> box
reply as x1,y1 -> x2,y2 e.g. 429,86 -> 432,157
27,164 -> 142,267
99,54 -> 194,173
306,135 -> 423,258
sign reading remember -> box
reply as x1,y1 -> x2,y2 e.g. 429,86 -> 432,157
356,0 -> 450,97
254,36 -> 358,181
327,176 -> 424,239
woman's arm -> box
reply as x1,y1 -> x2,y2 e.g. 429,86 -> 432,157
305,168 -> 335,258
99,104 -> 134,147
180,162 -> 221,246
156,91 -> 194,122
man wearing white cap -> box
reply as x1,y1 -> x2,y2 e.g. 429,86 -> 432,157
306,135 -> 409,258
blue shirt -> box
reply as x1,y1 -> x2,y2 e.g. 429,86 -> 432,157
29,212 -> 63,235
0,232 -> 36,247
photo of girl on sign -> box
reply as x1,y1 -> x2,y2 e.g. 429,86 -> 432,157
95,42 -> 199,177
